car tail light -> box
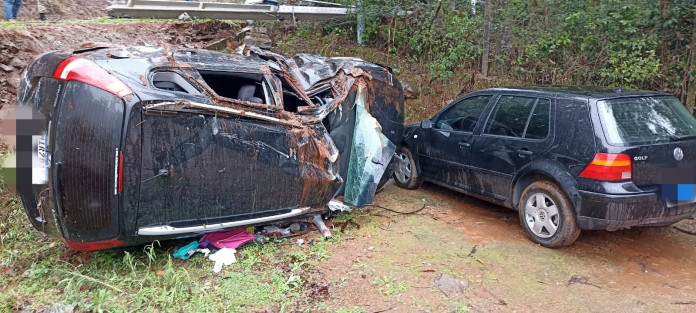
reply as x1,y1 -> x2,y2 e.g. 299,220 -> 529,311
53,56 -> 133,97
579,153 -> 632,181
64,238 -> 124,252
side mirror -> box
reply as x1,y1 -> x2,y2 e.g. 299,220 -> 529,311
421,119 -> 433,129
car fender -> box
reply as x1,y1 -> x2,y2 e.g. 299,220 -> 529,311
511,159 -> 581,216
401,125 -> 423,173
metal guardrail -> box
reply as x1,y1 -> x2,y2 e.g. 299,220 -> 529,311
106,0 -> 349,21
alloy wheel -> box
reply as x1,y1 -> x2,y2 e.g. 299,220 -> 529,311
524,192 -> 559,238
393,152 -> 412,184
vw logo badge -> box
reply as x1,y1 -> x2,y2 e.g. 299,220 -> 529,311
674,147 -> 684,161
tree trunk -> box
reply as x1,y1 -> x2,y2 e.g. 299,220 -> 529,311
499,0 -> 510,54
660,0 -> 669,90
482,0 -> 492,77
686,9 -> 696,114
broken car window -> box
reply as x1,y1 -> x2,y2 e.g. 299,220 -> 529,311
152,71 -> 202,95
199,70 -> 268,104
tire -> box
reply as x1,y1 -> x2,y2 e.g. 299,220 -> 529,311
392,147 -> 422,189
374,153 -> 396,193
518,181 -> 581,248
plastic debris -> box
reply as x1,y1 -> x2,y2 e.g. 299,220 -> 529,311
199,228 -> 256,249
209,248 -> 237,273
263,225 -> 290,236
328,199 -> 352,212
312,214 -> 332,238
173,241 -> 201,260
297,238 -> 305,246
289,222 -> 304,233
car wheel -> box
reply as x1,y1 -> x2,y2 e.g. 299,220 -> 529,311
518,181 -> 581,248
393,147 -> 422,189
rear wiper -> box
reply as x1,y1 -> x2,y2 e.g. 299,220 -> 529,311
667,134 -> 696,142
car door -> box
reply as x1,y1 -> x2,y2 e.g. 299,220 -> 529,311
137,70 -> 306,230
468,94 -> 553,201
418,94 -> 494,189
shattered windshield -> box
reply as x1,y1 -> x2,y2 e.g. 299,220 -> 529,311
597,96 -> 696,146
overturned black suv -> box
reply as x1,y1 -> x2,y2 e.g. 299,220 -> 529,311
394,87 -> 696,247
16,45 -> 403,251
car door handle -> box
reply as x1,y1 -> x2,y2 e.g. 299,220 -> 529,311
458,141 -> 471,148
517,148 -> 533,157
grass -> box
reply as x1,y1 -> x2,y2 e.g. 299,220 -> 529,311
0,188 -> 357,312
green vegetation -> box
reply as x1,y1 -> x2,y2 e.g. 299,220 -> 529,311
330,0 -> 695,107
0,189 -> 354,312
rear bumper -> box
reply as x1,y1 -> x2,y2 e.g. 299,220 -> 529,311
576,190 -> 696,230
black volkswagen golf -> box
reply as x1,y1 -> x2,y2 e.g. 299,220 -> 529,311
394,87 -> 696,247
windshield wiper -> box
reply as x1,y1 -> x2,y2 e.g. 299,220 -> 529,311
667,134 -> 696,142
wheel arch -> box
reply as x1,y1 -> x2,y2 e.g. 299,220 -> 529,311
511,160 -> 581,216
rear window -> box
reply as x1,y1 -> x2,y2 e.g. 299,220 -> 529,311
597,96 -> 696,146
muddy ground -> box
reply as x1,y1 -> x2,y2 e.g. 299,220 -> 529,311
1,13 -> 696,313
325,182 -> 696,312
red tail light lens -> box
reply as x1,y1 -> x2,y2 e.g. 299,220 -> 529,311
53,56 -> 133,98
64,238 -> 124,252
579,153 -> 632,181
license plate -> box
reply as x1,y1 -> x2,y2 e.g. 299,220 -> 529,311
32,134 -> 49,184
663,184 -> 696,207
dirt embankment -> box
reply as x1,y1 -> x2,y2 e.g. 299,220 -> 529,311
2,0 -> 108,21
0,21 -> 239,112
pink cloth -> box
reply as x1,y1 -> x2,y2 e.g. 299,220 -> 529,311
199,228 -> 256,249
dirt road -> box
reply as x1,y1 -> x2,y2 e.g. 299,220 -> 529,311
323,182 -> 696,312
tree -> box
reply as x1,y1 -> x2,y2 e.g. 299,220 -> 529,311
481,0 -> 492,77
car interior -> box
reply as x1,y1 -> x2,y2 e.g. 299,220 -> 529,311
198,70 -> 268,104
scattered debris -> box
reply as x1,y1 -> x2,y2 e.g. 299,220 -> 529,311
173,241 -> 202,260
209,248 -> 237,273
328,199 -> 352,212
663,282 -> 679,289
297,238 -> 305,246
432,273 -> 470,297
567,275 -> 601,289
672,301 -> 696,305
289,222 -> 305,233
200,228 -> 257,250
313,215 -> 332,238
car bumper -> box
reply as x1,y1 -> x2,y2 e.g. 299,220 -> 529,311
576,190 -> 696,230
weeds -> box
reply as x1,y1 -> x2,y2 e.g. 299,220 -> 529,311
371,275 -> 407,296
